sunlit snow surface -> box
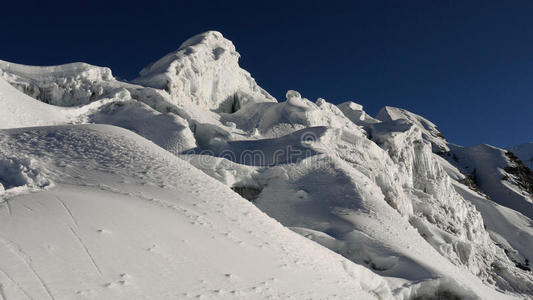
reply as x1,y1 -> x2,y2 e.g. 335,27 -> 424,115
0,31 -> 532,299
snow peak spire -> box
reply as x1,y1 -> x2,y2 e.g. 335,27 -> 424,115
133,31 -> 275,112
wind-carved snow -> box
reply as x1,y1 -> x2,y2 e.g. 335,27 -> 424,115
0,31 -> 532,299
0,58 -> 200,126
0,60 -> 113,106
133,31 -> 276,112
368,119 -> 533,294
370,106 -> 533,295
376,106 -> 449,153
220,90 -> 365,138
337,101 -> 380,126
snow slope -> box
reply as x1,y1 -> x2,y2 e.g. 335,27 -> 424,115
0,125 -> 392,299
0,76 -> 70,128
185,94 -> 533,297
1,31 -> 532,299
447,144 -> 533,220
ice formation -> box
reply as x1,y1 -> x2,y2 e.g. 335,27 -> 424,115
133,31 -> 276,112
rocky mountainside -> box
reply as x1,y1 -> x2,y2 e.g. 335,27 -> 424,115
0,31 -> 532,299
510,143 -> 533,171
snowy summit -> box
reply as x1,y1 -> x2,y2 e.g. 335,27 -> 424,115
0,31 -> 532,299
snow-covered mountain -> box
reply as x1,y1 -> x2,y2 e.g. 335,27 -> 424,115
1,31 -> 532,299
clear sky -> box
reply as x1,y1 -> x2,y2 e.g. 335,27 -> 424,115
2,0 -> 532,147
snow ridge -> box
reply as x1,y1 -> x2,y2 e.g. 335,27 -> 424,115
0,60 -> 114,106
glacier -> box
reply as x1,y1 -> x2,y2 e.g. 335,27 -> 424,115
0,31 -> 532,299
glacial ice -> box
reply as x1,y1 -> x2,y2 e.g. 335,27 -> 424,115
133,31 -> 276,112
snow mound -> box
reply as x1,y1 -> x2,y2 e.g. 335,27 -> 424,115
134,31 -> 276,112
222,90 -> 365,138
338,101 -> 380,126
0,156 -> 50,197
88,97 -> 196,154
394,277 -> 480,300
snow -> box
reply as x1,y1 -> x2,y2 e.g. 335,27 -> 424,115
133,31 -> 276,112
0,156 -> 51,196
372,105 -> 533,293
0,31 -> 532,299
447,143 -> 533,220
0,125 -> 391,299
88,98 -> 197,154
376,106 -> 449,153
453,181 -> 533,275
337,101 -> 380,126
0,76 -> 70,128
220,91 -> 365,138
0,60 -> 113,106
0,58 -> 200,126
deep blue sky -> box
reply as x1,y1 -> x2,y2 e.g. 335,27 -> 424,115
2,0 -> 532,147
